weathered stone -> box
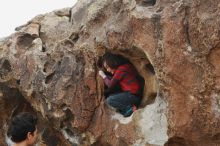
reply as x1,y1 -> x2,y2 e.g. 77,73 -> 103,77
0,0 -> 220,146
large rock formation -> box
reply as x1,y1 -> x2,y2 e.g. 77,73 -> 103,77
0,0 -> 220,145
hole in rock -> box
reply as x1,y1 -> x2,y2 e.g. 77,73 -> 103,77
0,83 -> 35,118
0,59 -> 12,78
1,59 -> 11,72
43,59 -> 56,73
164,136 -> 190,146
16,80 -> 20,85
16,33 -> 36,49
42,46 -> 46,52
98,47 -> 158,110
136,0 -> 156,6
45,72 -> 55,84
69,33 -> 79,43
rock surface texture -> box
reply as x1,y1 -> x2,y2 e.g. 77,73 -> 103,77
0,0 -> 220,146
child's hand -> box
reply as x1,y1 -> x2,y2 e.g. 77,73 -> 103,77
99,70 -> 106,79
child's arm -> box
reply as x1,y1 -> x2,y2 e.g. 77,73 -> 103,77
104,69 -> 125,89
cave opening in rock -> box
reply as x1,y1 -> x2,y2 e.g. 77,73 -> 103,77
98,47 -> 158,110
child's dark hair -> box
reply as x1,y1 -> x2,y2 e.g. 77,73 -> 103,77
7,112 -> 38,143
103,52 -> 130,69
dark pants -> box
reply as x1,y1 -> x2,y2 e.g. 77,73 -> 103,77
106,92 -> 141,115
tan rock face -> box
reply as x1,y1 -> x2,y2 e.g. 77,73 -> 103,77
0,0 -> 220,146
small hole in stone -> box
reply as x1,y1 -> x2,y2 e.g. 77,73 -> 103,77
69,33 -> 79,42
2,59 -> 11,72
16,33 -> 36,49
16,80 -> 20,85
42,46 -> 46,52
137,0 -> 156,6
45,72 -> 55,84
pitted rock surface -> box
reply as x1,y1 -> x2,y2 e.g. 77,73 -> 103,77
0,0 -> 220,146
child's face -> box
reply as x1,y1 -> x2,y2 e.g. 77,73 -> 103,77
104,62 -> 115,74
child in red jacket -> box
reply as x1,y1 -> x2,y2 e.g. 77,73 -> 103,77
99,53 -> 142,117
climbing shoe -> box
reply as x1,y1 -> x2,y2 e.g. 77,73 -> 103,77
123,105 -> 137,117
